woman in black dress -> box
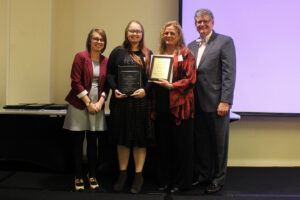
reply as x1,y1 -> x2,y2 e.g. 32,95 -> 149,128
106,20 -> 153,194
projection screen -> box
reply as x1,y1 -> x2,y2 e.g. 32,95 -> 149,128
181,0 -> 300,114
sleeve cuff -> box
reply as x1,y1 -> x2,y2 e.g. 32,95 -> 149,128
76,90 -> 88,99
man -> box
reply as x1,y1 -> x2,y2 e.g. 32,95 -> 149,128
187,8 -> 236,194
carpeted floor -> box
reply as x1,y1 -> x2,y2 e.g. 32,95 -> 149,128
0,162 -> 300,200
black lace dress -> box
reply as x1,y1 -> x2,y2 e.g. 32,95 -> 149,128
106,46 -> 154,147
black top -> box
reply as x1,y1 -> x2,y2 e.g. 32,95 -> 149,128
106,46 -> 152,98
153,84 -> 170,113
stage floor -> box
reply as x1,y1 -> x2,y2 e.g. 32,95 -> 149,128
1,162 -> 300,200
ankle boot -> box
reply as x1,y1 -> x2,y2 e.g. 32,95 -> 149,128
130,172 -> 143,194
113,170 -> 127,192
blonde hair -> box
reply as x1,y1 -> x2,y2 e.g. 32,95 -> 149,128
158,21 -> 185,54
123,20 -> 150,74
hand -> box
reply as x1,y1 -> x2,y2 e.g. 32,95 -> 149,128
153,79 -> 173,89
131,89 -> 146,98
217,102 -> 229,116
94,96 -> 105,111
87,103 -> 98,114
94,101 -> 103,112
115,89 -> 127,99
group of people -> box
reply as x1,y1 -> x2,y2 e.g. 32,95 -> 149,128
63,8 -> 236,194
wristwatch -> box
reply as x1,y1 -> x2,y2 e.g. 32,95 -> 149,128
85,101 -> 91,107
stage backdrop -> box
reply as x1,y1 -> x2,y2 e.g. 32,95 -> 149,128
181,0 -> 300,114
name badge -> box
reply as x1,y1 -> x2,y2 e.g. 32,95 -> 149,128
178,55 -> 183,62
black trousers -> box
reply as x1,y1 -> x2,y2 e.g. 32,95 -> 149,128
194,109 -> 230,186
155,112 -> 194,190
72,131 -> 98,178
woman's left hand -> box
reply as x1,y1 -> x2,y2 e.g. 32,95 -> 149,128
131,89 -> 146,98
154,79 -> 173,89
94,96 -> 105,112
94,101 -> 103,112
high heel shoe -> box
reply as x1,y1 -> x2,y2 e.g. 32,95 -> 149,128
74,177 -> 84,191
87,173 -> 99,190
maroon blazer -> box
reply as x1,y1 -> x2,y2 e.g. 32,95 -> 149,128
65,51 -> 108,109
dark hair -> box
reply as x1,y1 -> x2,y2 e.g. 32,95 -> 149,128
86,28 -> 107,53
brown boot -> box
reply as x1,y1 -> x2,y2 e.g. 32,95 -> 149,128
113,170 -> 127,192
130,172 -> 143,194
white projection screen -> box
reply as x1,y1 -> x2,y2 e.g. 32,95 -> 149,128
181,0 -> 300,115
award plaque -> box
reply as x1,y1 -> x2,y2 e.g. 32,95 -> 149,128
118,65 -> 141,95
149,55 -> 173,83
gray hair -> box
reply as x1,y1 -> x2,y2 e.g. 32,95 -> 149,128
194,8 -> 214,23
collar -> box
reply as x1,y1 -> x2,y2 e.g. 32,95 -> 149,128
196,31 -> 213,43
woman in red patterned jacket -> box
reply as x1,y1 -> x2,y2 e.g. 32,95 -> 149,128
152,21 -> 196,192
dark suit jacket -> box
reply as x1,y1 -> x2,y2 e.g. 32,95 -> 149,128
187,31 -> 236,112
65,51 -> 108,109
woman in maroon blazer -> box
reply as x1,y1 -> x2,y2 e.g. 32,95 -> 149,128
63,28 -> 108,191
152,21 -> 196,192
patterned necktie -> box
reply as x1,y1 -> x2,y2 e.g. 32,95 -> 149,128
196,38 -> 207,68
199,38 -> 206,47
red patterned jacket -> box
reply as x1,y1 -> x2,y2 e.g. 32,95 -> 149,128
152,47 -> 196,125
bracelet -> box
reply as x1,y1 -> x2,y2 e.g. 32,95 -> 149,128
85,101 -> 91,107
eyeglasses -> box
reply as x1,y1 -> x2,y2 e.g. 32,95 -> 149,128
128,29 -> 143,34
164,31 -> 176,36
196,20 -> 211,24
92,37 -> 105,42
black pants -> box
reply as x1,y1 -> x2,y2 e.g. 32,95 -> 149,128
155,112 -> 194,190
194,109 -> 230,186
72,131 -> 98,178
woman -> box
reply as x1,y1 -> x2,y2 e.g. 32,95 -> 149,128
63,28 -> 108,191
152,21 -> 196,192
106,20 -> 153,194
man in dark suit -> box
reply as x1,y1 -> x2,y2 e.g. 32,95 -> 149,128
187,8 -> 236,194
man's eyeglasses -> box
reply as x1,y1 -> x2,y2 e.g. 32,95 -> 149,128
128,29 -> 143,34
92,37 -> 104,42
196,20 -> 211,25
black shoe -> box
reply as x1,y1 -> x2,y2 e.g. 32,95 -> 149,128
192,179 -> 199,186
158,185 -> 168,192
113,170 -> 127,192
205,183 -> 223,194
192,176 -> 209,186
130,172 -> 143,194
169,187 -> 179,194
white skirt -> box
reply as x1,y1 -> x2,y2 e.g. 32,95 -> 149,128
63,87 -> 107,132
